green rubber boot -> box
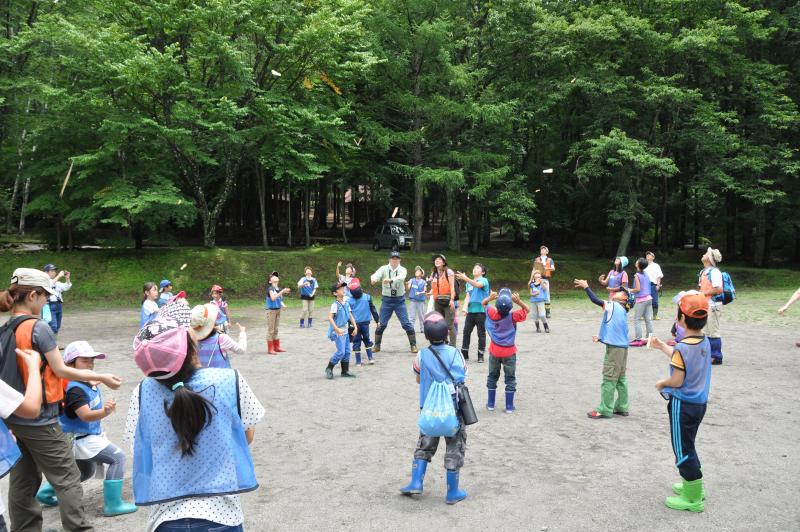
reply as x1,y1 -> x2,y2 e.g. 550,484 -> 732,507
665,478 -> 704,512
672,479 -> 707,500
103,479 -> 138,516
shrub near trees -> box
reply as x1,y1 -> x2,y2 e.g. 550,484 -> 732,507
1,1 -> 797,265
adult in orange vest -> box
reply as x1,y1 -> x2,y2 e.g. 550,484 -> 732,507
698,248 -> 724,364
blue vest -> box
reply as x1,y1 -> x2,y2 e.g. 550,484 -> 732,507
408,278 -> 427,302
198,333 -> 230,369
598,301 -> 629,348
664,337 -> 712,405
59,382 -> 103,435
350,295 -> 372,323
529,281 -> 549,303
299,277 -> 317,298
0,419 -> 21,479
265,286 -> 282,310
133,368 -> 257,505
485,312 -> 517,347
327,301 -> 351,339
140,304 -> 158,328
607,271 -> 625,290
635,273 -> 651,298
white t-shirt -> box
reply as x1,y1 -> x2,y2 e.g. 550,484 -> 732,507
644,263 -> 664,284
124,372 -> 265,532
142,300 -> 159,316
1,381 -> 24,515
701,267 -> 724,308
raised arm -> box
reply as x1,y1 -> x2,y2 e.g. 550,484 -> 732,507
43,349 -> 121,389
779,288 -> 800,315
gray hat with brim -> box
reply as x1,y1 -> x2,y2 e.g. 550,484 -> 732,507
11,268 -> 57,296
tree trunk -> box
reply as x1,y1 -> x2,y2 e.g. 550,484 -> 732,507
616,218 -> 635,258
340,183 -> 348,244
659,174 -> 668,251
55,218 -> 62,252
7,97 -> 31,233
411,48 -> 424,253
287,181 -> 293,248
753,204 -> 767,267
67,224 -> 73,250
445,186 -> 460,251
254,164 -> 269,248
18,176 -> 31,235
304,184 -> 311,247
133,222 -> 144,249
725,191 -> 736,259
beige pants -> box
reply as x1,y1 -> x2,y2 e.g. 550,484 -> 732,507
266,309 -> 281,340
301,299 -> 315,320
703,305 -> 721,338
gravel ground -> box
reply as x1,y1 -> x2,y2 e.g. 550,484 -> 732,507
5,297 -> 799,531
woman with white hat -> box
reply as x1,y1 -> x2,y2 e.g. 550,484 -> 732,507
190,303 -> 247,369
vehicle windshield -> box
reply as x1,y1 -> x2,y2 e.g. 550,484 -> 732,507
391,224 -> 412,236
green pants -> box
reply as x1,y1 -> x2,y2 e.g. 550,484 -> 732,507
6,421 -> 93,532
597,346 -> 629,416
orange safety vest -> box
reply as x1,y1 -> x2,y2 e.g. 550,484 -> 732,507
15,317 -> 64,405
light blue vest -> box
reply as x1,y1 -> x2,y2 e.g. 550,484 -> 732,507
663,337 -> 712,405
198,333 -> 230,369
133,368 -> 257,505
0,419 -> 21,478
529,281 -> 549,303
327,301 -> 351,339
265,286 -> 282,310
485,311 -> 517,347
140,304 -> 158,328
350,295 -> 372,323
59,382 -> 103,435
408,278 -> 427,302
598,301 -> 629,348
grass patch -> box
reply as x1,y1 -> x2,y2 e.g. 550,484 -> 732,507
0,245 -> 798,309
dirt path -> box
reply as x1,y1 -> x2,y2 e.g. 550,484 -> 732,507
9,299 -> 799,531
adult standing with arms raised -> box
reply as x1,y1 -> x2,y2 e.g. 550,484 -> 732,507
430,254 -> 457,347
43,264 -> 71,336
529,246 -> 555,318
699,248 -> 724,364
371,251 -> 418,353
644,251 -> 664,320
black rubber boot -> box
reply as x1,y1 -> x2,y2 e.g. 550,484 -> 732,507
535,321 -> 541,333
461,348 -> 470,361
407,331 -> 418,353
325,361 -> 335,380
373,332 -> 382,353
477,351 -> 484,363
341,361 -> 356,378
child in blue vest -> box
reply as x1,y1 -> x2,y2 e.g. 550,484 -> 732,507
457,264 -> 490,362
650,291 -> 712,512
265,271 -> 291,354
529,271 -> 550,333
129,317 -> 264,531
575,279 -> 631,419
406,266 -> 427,334
158,279 -> 173,308
297,267 -> 318,328
141,282 -> 159,327
58,341 -> 137,517
400,312 -> 468,504
325,281 -> 359,379
190,303 -> 247,368
348,281 -> 379,366
481,288 -> 528,413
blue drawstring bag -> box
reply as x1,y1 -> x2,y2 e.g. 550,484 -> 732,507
418,380 -> 459,437
0,419 -> 21,479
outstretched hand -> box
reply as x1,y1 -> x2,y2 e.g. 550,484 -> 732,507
574,279 -> 589,289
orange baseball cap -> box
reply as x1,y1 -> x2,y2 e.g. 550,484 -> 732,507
672,290 -> 709,318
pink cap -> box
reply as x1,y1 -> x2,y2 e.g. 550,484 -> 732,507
133,318 -> 188,379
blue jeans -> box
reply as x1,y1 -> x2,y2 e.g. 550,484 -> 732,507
48,301 -> 63,334
486,354 -> 517,392
329,332 -> 351,365
650,282 -> 660,317
156,519 -> 243,532
352,321 -> 373,352
375,296 -> 414,334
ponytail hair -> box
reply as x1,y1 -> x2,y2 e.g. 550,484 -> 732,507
142,282 -> 156,303
159,333 -> 217,457
0,284 -> 46,313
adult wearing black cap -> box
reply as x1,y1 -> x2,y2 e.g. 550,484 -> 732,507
370,251 -> 417,353
43,264 -> 72,335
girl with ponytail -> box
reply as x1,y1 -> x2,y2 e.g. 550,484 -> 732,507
127,313 -> 264,532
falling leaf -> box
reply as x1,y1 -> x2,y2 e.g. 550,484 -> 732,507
534,189 -> 541,193
542,168 -> 553,174
570,77 -> 576,83
271,69 -> 282,77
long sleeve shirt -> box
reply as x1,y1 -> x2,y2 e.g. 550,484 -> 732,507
370,265 -> 407,297
49,280 -> 72,302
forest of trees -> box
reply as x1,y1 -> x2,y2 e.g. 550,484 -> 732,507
1,0 -> 798,265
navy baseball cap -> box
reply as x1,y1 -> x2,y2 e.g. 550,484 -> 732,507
43,264 -> 57,272
159,279 -> 172,289
389,251 -> 401,259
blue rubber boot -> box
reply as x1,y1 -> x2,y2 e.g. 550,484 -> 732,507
36,482 -> 58,507
300,319 -> 305,328
103,479 -> 137,516
505,391 -> 516,413
487,389 -> 496,411
399,459 -> 428,495
709,337 -> 722,363
308,318 -> 313,328
445,469 -> 467,505
366,347 -> 374,364
354,350 -> 362,366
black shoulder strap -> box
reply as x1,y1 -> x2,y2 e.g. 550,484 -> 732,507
234,369 -> 241,417
428,345 -> 456,383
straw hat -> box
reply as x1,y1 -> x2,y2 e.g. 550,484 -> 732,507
190,303 -> 220,340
